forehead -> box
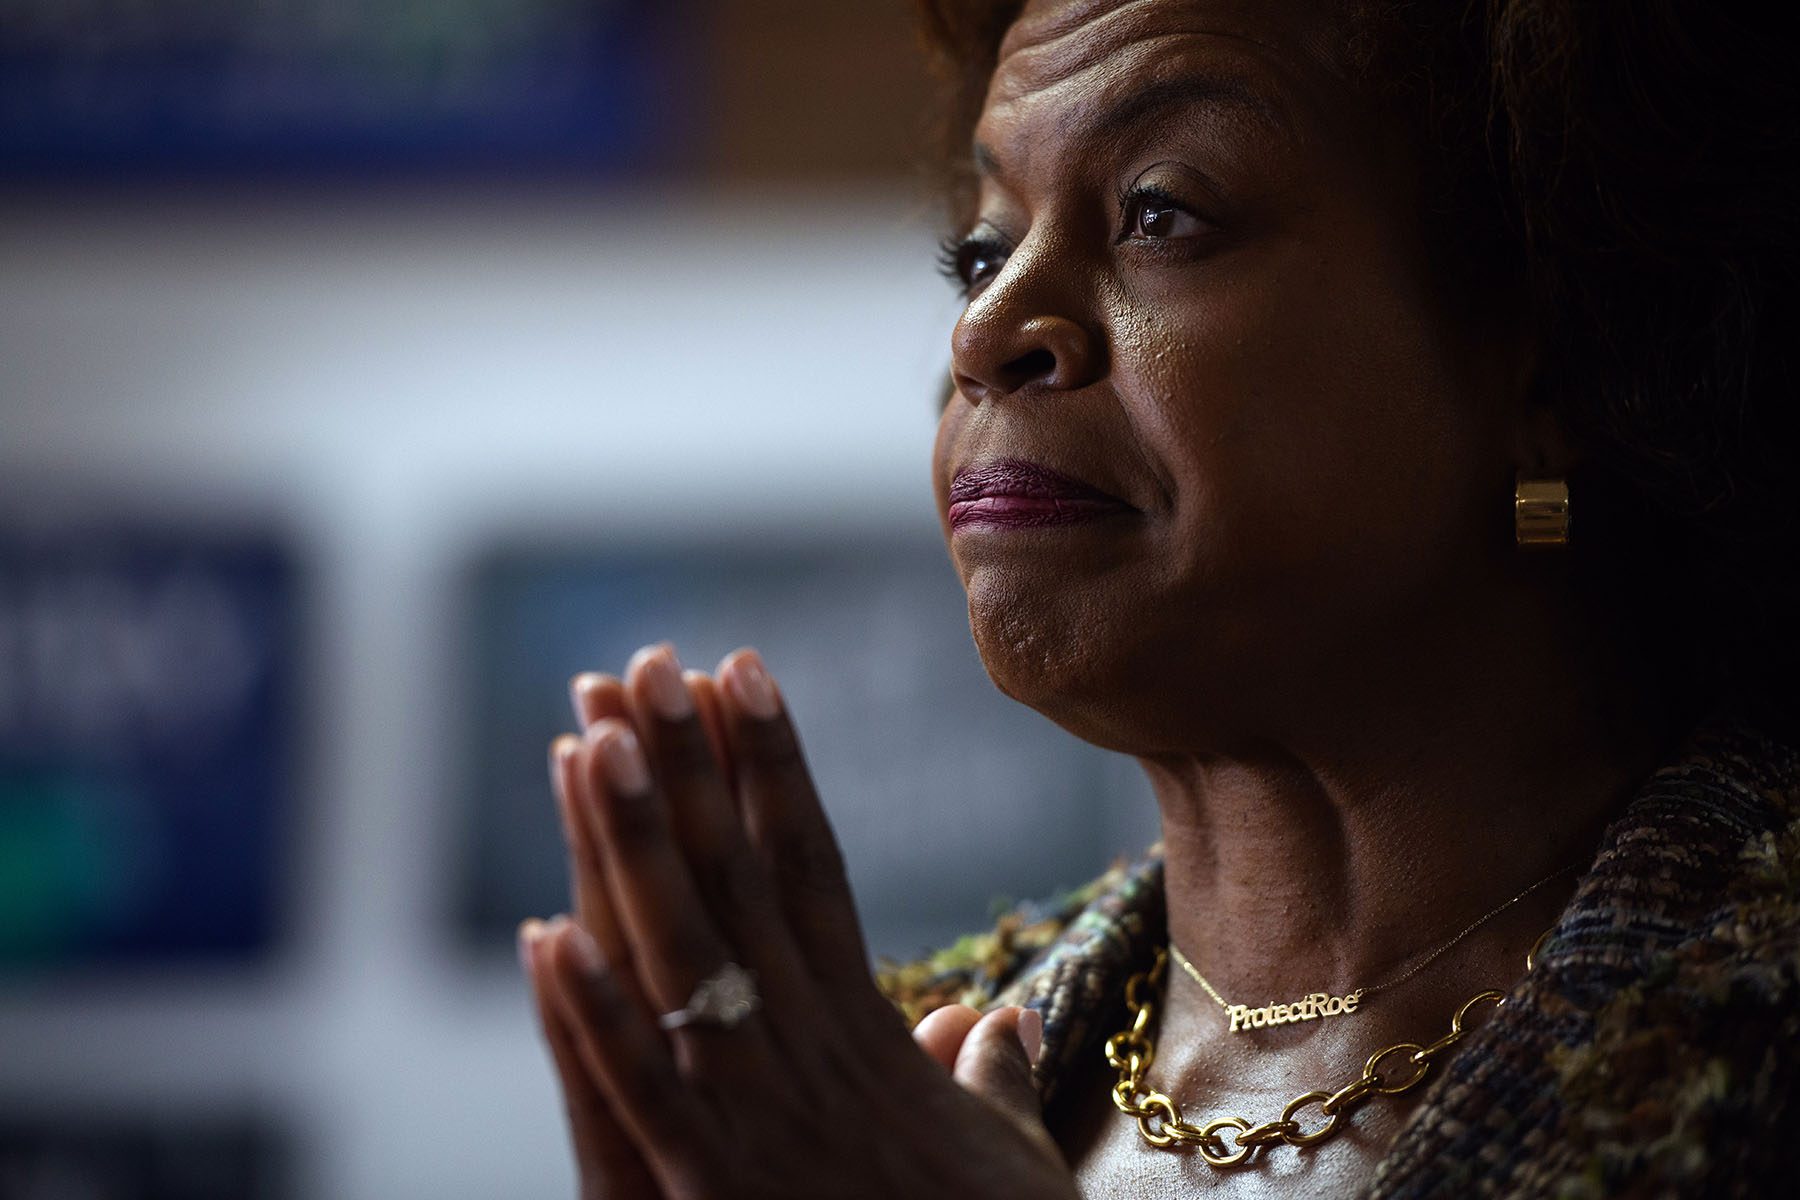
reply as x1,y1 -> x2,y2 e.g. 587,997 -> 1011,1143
977,0 -> 1350,171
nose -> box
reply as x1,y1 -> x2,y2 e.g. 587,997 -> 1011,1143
949,247 -> 1104,404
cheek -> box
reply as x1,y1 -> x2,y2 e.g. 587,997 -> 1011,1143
1117,238 -> 1502,596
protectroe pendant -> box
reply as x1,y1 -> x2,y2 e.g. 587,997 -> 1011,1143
1225,988 -> 1363,1033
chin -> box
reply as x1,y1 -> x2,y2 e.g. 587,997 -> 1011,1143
967,567 -> 1096,693
965,568 -> 1276,756
964,565 -> 1173,752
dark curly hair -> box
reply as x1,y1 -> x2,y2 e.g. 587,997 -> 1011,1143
913,0 -> 1799,736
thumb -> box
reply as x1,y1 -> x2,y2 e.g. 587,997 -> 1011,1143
951,1006 -> 1056,1157
913,1003 -> 984,1071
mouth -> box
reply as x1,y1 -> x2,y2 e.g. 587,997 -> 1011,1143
948,458 -> 1134,533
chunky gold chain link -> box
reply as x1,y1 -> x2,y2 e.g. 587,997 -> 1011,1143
1105,929 -> 1551,1167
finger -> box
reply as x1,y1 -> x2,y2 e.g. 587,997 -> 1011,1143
584,662 -> 733,790
616,647 -> 812,1021
542,917 -> 711,1196
571,671 -> 629,729
551,736 -> 631,962
520,918 -> 659,1199
683,669 -> 735,788
562,672 -> 634,960
912,1003 -> 984,1072
582,715 -> 794,1083
622,645 -> 744,873
951,1006 -> 1057,1161
583,716 -> 728,1013
715,649 -> 876,996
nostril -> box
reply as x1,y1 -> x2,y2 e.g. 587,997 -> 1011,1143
1001,347 -> 1057,388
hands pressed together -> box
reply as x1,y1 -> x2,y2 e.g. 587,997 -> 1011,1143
517,642 -> 1080,1200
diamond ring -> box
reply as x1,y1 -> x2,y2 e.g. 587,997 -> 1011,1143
657,961 -> 761,1032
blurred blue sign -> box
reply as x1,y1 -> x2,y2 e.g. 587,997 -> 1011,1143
0,1113 -> 289,1200
0,0 -> 694,179
0,526 -> 299,968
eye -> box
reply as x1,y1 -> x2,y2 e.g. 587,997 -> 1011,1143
1119,184 -> 1209,241
936,230 -> 1012,296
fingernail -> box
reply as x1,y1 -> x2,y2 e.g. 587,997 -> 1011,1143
548,733 -> 580,773
566,924 -> 606,974
597,724 -> 650,793
1017,1007 -> 1043,1066
517,918 -> 546,972
632,645 -> 693,720
569,673 -> 604,724
728,651 -> 780,719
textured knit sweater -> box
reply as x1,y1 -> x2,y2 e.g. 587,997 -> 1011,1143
875,715 -> 1800,1197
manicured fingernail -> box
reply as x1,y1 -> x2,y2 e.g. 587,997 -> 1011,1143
727,651 -> 779,719
1017,1007 -> 1043,1066
632,644 -> 693,720
569,673 -> 605,723
517,918 -> 546,972
566,924 -> 605,974
597,724 -> 650,793
549,733 -> 580,773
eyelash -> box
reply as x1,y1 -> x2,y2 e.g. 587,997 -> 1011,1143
935,183 -> 1206,297
934,230 -> 1011,295
1115,181 -> 1191,236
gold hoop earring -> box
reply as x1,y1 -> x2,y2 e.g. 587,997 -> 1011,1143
1515,474 -> 1570,547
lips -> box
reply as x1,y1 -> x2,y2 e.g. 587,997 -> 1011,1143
948,458 -> 1132,532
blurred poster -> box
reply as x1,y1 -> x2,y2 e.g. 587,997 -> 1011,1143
458,536 -> 1154,962
0,1114 -> 288,1200
0,525 -> 299,969
0,0 -> 695,179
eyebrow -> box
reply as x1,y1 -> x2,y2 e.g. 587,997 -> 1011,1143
973,72 -> 1291,180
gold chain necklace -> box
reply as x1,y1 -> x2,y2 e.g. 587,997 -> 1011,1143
1105,927 -> 1553,1167
1166,860 -> 1578,1034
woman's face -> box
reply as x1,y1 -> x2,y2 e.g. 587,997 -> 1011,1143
930,0 -> 1533,753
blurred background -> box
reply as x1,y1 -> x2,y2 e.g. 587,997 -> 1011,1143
0,2 -> 1158,1197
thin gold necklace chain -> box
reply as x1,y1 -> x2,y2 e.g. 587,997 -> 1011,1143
1105,928 -> 1554,1167
1166,857 -> 1581,1009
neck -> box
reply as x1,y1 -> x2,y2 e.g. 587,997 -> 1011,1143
1143,588 -> 1664,1017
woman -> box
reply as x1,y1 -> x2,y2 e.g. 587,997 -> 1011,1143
518,0 -> 1799,1195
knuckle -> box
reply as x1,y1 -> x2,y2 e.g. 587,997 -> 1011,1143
591,958 -> 631,999
774,832 -> 849,898
655,715 -> 718,771
572,839 -> 605,877
706,849 -> 769,914
739,715 -> 804,767
600,788 -> 666,848
577,970 -> 627,1022
668,922 -> 724,978
666,1165 -> 720,1200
